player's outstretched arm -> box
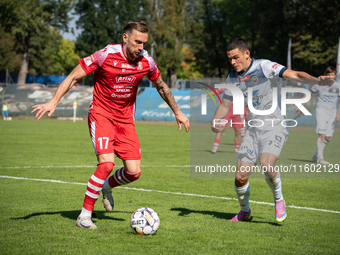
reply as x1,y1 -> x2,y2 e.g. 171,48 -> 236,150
31,65 -> 87,120
154,75 -> 190,132
211,98 -> 232,133
283,69 -> 334,86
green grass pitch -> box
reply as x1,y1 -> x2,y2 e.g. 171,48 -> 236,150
0,118 -> 339,254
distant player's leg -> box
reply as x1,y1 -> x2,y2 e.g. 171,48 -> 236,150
211,129 -> 224,153
315,111 -> 330,164
212,115 -> 229,153
319,117 -> 335,164
101,122 -> 142,212
234,128 -> 241,152
231,113 -> 246,153
260,131 -> 288,222
316,134 -> 329,164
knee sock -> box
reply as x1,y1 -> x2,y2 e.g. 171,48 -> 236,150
235,182 -> 250,212
323,139 -> 329,152
317,137 -> 325,159
102,167 -> 141,190
235,141 -> 240,151
80,161 -> 114,217
240,127 -> 245,139
265,170 -> 283,202
213,138 -> 220,149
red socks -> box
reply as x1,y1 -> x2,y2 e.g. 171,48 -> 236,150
83,162 -> 113,211
107,167 -> 141,188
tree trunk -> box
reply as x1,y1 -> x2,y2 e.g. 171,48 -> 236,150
17,36 -> 30,84
171,73 -> 177,88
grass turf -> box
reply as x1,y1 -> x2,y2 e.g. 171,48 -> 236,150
0,118 -> 339,254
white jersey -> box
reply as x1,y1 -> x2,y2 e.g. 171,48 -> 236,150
311,81 -> 340,115
224,58 -> 288,132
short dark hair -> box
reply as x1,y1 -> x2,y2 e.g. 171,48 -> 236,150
227,38 -> 249,52
324,66 -> 337,75
123,21 -> 149,34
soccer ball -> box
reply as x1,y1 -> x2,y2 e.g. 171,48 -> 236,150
130,207 -> 160,235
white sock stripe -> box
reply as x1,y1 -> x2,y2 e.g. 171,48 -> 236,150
87,181 -> 102,192
85,190 -> 100,199
120,168 -> 131,183
213,143 -> 219,146
113,168 -> 127,185
91,174 -> 105,185
91,122 -> 97,154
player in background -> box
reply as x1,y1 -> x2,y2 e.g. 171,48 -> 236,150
210,87 -> 247,153
32,21 -> 190,230
295,66 -> 340,164
2,102 -> 9,120
211,100 -> 248,153
211,38 -> 334,222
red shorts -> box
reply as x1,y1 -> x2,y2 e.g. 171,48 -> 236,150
88,112 -> 141,160
223,106 -> 248,129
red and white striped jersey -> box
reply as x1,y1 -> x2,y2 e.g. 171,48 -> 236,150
79,43 -> 161,123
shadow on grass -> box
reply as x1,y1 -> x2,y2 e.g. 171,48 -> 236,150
11,210 -> 130,222
171,207 -> 282,226
288,158 -> 315,163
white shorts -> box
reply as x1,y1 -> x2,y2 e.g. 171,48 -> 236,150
316,111 -> 336,137
237,129 -> 288,164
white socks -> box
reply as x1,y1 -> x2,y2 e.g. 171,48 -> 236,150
79,207 -> 92,218
265,171 -> 283,202
235,182 -> 250,212
102,177 -> 112,191
316,137 -> 329,159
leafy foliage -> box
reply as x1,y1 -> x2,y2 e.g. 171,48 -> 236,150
0,0 -> 76,82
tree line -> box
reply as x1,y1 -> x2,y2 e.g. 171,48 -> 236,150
0,0 -> 339,85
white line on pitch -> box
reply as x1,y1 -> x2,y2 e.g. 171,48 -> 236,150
1,175 -> 339,214
0,165 -> 190,169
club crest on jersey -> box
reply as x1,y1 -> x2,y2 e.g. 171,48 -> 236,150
116,75 -> 136,84
251,76 -> 258,84
84,55 -> 96,66
137,62 -> 143,70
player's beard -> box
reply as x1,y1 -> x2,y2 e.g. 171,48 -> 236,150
127,45 -> 141,59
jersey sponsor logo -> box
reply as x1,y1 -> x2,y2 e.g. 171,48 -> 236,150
239,76 -> 249,82
121,63 -> 135,69
84,54 -> 97,66
122,68 -> 132,72
115,76 -> 136,84
272,63 -> 281,69
114,85 -> 133,92
111,93 -> 132,98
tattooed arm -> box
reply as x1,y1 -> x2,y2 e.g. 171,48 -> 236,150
154,75 -> 190,132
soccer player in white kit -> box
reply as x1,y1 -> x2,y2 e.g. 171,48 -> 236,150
211,38 -> 334,222
296,67 -> 340,164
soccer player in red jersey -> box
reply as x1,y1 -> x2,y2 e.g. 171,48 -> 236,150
32,21 -> 190,229
209,88 -> 247,153
211,103 -> 248,153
